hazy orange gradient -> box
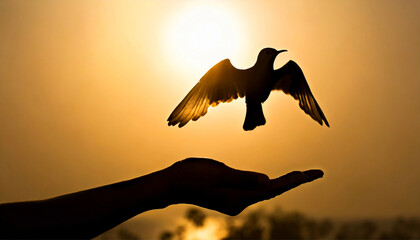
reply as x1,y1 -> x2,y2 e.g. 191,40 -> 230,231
1,0 -> 420,233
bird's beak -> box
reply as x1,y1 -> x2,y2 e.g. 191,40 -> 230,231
276,49 -> 287,55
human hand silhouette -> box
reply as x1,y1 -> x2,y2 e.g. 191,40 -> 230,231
0,157 -> 324,238
165,158 -> 324,216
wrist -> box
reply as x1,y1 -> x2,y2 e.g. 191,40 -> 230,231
160,163 -> 192,205
120,169 -> 174,213
142,169 -> 175,209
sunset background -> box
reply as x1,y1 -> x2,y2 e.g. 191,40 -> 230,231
1,0 -> 420,238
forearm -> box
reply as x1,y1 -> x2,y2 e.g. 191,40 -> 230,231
0,158 -> 324,238
0,169 -> 172,239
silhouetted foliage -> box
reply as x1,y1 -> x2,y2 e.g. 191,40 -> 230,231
379,217 -> 420,239
160,231 -> 174,240
268,211 -> 307,239
224,208 -> 333,240
335,220 -> 377,239
305,218 -> 334,239
186,208 -> 207,227
158,208 -> 420,240
224,211 -> 265,240
175,226 -> 186,240
160,218 -> 187,240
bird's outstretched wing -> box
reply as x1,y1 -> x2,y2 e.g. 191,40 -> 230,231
272,61 -> 329,127
168,59 -> 246,127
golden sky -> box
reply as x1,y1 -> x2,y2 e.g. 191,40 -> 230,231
1,0 -> 420,222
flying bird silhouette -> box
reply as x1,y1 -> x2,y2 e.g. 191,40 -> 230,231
168,48 -> 329,131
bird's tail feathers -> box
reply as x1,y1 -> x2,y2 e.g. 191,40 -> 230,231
243,103 -> 266,131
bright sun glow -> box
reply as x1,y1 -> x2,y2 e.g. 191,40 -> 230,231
189,20 -> 222,55
183,218 -> 227,240
165,4 -> 244,73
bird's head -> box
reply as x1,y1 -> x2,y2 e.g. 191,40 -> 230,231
257,48 -> 287,67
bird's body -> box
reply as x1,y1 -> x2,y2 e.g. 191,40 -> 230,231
168,48 -> 329,131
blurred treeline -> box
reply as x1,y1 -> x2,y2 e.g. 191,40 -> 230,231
99,207 -> 420,240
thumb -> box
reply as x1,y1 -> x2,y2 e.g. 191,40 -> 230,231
226,169 -> 270,189
267,169 -> 324,197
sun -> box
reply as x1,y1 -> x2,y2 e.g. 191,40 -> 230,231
165,4 -> 244,73
188,20 -> 222,55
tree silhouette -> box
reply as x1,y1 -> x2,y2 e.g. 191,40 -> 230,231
379,217 -> 420,239
158,207 -> 420,240
335,220 -> 377,239
185,208 -> 207,227
224,211 -> 265,239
